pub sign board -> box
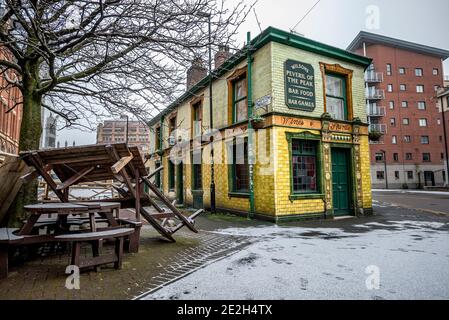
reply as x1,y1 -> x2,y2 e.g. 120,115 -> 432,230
284,59 -> 316,111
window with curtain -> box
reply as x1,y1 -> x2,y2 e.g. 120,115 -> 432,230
325,74 -> 347,121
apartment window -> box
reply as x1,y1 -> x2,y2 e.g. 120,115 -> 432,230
402,118 -> 409,125
400,84 -> 406,91
440,136 -> 443,142
389,101 -> 395,109
376,171 -> 385,180
229,138 -> 249,193
291,139 -> 319,193
325,73 -> 347,120
419,119 -> 428,127
404,136 -> 411,143
393,153 -> 399,162
168,159 -> 175,191
415,68 -> 423,77
407,171 -> 414,179
392,135 -> 398,144
416,85 -> 424,93
394,171 -> 400,179
399,67 -> 405,75
401,101 -> 408,108
437,119 -> 441,125
442,153 -> 445,160
390,118 -> 396,127
192,100 -> 202,137
232,75 -> 248,123
387,84 -> 393,92
406,153 -> 413,160
417,101 -> 426,110
422,153 -> 431,162
375,152 -> 384,162
192,150 -> 202,190
433,68 -> 439,76
421,136 -> 429,144
386,64 -> 392,76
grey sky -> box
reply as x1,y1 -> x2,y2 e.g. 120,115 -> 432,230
54,0 -> 449,147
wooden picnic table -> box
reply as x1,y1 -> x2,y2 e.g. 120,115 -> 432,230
19,202 -> 120,236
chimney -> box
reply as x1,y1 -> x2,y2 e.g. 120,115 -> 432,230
214,45 -> 232,69
186,57 -> 207,90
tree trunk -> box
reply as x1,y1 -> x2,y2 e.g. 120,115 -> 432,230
5,64 -> 42,227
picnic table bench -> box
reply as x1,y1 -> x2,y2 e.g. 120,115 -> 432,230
0,228 -> 24,279
55,228 -> 134,270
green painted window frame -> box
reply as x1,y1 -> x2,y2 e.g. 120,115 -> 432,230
227,137 -> 250,196
325,73 -> 348,121
168,159 -> 175,191
191,150 -> 203,191
232,76 -> 248,124
286,132 -> 324,200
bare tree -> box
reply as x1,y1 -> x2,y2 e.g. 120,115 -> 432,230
0,0 -> 251,224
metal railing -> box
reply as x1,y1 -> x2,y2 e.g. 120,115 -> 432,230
365,71 -> 384,83
366,88 -> 385,100
367,105 -> 386,117
369,124 -> 387,133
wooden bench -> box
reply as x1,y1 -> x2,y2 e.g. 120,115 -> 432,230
54,228 -> 134,271
117,218 -> 142,253
0,228 -> 24,279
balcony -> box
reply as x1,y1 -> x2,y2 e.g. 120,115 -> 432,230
365,71 -> 384,83
366,88 -> 385,100
369,124 -> 387,133
367,105 -> 386,117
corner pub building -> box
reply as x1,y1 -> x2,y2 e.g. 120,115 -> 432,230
146,27 -> 373,222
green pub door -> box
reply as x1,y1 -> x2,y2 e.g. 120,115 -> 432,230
331,148 -> 352,216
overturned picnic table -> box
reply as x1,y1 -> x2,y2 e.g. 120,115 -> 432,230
20,143 -> 204,243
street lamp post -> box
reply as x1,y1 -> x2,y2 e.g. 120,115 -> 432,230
197,11 -> 216,213
121,114 -> 129,145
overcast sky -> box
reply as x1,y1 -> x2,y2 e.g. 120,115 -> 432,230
54,0 -> 449,146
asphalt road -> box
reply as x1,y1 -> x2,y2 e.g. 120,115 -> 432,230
373,190 -> 449,215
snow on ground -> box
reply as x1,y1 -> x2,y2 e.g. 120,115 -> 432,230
141,218 -> 449,300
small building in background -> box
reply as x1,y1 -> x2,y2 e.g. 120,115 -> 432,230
0,46 -> 22,155
43,113 -> 58,148
96,120 -> 150,154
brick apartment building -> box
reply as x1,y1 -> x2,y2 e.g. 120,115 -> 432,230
0,46 -> 22,155
96,120 -> 150,154
437,87 -> 449,184
348,32 -> 449,189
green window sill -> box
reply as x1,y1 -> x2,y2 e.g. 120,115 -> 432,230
228,192 -> 250,199
289,193 -> 325,201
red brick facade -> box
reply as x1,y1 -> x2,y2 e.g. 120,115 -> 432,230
0,47 -> 22,155
349,34 -> 449,188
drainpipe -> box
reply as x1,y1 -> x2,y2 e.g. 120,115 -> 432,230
441,96 -> 449,186
247,31 -> 255,219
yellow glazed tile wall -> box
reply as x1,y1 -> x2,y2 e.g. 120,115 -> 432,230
273,126 -> 326,216
359,135 -> 372,209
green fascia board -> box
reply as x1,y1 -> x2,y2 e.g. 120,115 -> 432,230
147,26 -> 372,127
